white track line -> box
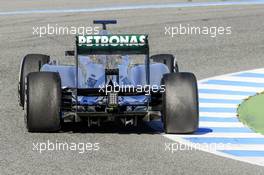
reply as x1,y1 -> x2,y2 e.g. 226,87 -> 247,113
241,157 -> 264,165
179,133 -> 264,138
199,122 -> 245,128
198,84 -> 264,92
199,68 -> 264,83
199,93 -> 247,100
199,103 -> 238,108
246,69 -> 264,74
1,1 -> 264,16
217,144 -> 264,151
199,112 -> 237,118
214,76 -> 264,83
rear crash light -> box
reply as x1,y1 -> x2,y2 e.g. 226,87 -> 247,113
108,92 -> 118,107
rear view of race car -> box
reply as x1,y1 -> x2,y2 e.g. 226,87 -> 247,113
18,20 -> 199,134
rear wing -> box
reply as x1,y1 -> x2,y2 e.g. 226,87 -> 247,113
76,34 -> 149,55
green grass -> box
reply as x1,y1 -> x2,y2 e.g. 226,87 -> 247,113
238,92 -> 264,135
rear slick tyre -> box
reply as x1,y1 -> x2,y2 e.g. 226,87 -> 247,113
162,72 -> 199,134
25,72 -> 61,132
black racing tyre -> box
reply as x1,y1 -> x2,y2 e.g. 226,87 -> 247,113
162,72 -> 199,134
25,72 -> 61,132
18,54 -> 50,107
151,54 -> 179,73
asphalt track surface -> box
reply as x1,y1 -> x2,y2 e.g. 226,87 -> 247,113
1,1 -> 264,174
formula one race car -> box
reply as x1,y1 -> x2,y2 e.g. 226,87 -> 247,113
18,20 -> 199,133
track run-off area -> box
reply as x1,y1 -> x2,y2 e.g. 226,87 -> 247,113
150,68 -> 264,166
